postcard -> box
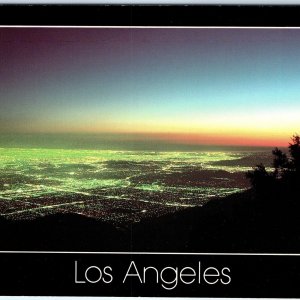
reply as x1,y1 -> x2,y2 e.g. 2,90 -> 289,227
0,5 -> 299,298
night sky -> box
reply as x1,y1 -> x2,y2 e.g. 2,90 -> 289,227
1,27 -> 300,147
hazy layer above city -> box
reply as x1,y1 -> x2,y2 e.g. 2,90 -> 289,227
0,133 -> 274,152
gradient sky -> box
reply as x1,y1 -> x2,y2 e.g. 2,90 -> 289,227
1,27 -> 300,147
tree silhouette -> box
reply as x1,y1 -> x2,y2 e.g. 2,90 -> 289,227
272,147 -> 288,179
246,134 -> 300,198
288,135 -> 300,173
246,163 -> 274,194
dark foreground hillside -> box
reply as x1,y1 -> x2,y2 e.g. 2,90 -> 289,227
1,187 -> 300,253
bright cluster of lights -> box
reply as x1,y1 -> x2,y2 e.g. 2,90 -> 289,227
0,147 -> 259,223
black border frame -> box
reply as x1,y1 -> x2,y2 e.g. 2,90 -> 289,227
1,5 -> 300,297
0,4 -> 299,27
